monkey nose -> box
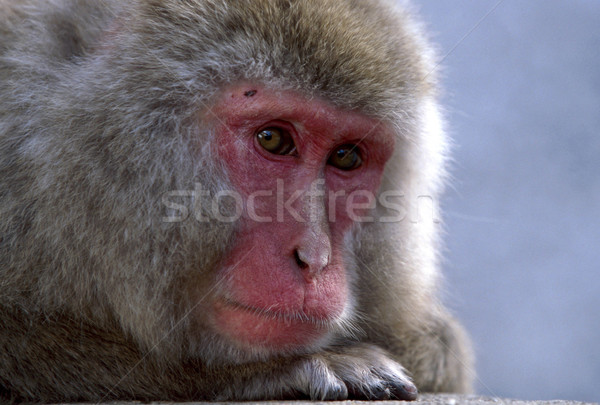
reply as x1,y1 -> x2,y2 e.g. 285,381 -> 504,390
293,238 -> 331,281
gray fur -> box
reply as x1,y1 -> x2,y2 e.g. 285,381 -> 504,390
0,0 -> 473,401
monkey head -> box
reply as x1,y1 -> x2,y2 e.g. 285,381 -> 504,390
0,0 -> 473,401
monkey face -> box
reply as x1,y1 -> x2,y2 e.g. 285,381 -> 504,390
193,83 -> 395,354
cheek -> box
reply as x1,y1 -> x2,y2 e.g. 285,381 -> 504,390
216,135 -> 255,187
326,169 -> 383,227
216,133 -> 292,199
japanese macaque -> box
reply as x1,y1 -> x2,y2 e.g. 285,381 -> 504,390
0,0 -> 473,401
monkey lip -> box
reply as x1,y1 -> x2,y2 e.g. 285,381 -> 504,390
222,298 -> 334,323
213,298 -> 335,349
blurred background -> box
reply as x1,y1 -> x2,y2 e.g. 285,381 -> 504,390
415,1 -> 600,402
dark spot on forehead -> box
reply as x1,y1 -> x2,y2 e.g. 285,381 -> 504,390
244,90 -> 257,97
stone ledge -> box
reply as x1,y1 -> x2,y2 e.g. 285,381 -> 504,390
68,393 -> 596,405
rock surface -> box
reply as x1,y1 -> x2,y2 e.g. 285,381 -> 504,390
77,393 -> 596,405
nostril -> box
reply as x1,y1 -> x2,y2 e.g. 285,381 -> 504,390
293,249 -> 308,269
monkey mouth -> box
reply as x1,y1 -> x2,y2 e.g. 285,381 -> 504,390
221,298 -> 336,325
213,298 -> 336,350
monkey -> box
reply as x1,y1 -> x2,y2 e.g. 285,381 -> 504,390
0,0 -> 474,402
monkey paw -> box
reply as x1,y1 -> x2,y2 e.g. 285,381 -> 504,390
286,343 -> 418,401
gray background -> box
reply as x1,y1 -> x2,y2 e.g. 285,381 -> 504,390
415,1 -> 600,403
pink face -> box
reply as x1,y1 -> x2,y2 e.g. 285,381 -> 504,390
205,83 -> 395,352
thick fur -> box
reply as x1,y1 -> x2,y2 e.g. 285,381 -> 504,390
0,0 -> 473,401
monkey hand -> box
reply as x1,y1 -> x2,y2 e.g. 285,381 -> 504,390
224,343 -> 418,401
312,343 -> 418,400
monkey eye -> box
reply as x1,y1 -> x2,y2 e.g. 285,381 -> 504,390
256,127 -> 297,155
328,144 -> 362,171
